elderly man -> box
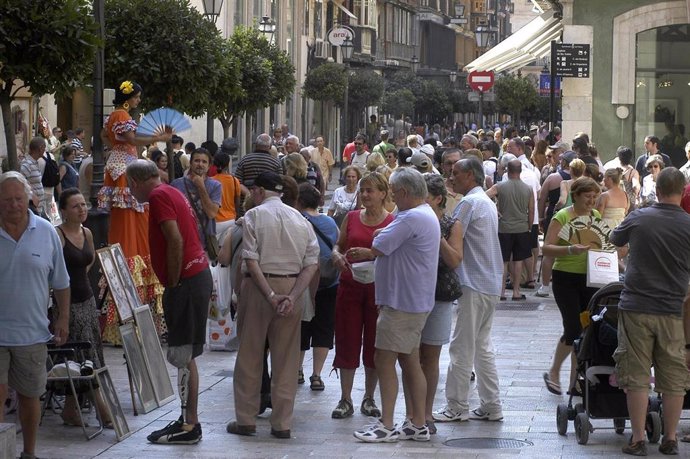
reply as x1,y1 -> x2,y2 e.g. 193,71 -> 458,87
353,168 -> 440,443
610,168 -> 690,456
284,135 -> 301,155
433,157 -> 503,423
170,147 -> 221,257
126,160 -> 212,445
235,134 -> 283,192
679,141 -> 690,183
20,137 -> 47,214
0,172 -> 70,459
227,171 -> 319,439
459,134 -> 478,152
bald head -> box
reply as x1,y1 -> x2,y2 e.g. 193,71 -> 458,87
507,159 -> 522,176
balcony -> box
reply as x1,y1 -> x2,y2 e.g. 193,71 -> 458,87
375,39 -> 416,63
351,25 -> 377,60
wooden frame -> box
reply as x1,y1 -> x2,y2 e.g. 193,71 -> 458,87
95,367 -> 131,442
133,305 -> 175,406
109,243 -> 143,311
96,247 -> 133,322
119,322 -> 158,413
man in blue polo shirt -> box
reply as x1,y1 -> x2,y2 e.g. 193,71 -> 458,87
0,171 -> 70,459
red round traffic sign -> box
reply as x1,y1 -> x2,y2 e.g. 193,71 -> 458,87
467,71 -> 494,92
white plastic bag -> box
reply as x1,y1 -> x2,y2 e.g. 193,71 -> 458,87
586,250 -> 619,288
208,310 -> 238,352
209,263 -> 232,321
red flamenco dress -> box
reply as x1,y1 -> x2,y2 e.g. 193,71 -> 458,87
97,109 -> 165,343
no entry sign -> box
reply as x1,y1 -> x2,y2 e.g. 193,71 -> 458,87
467,71 -> 494,92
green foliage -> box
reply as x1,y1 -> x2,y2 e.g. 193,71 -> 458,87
494,74 -> 539,123
384,70 -> 423,96
414,80 -> 453,124
0,0 -> 101,170
303,62 -> 347,104
381,89 -> 415,118
215,26 -> 296,128
104,0 -> 225,116
348,70 -> 384,113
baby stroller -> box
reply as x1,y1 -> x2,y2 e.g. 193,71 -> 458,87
556,281 -> 662,445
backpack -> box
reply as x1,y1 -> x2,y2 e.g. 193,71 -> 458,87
306,216 -> 339,290
173,151 -> 184,180
41,153 -> 60,188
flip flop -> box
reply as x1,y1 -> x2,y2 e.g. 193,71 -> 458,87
543,372 -> 562,395
680,434 -> 690,443
520,281 -> 536,289
511,294 -> 526,300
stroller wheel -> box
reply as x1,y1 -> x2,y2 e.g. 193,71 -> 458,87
646,411 -> 661,444
556,403 -> 569,435
574,413 -> 590,445
613,418 -> 625,434
574,403 -> 584,414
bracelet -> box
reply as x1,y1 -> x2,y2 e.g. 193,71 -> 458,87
567,246 -> 573,255
268,291 -> 275,300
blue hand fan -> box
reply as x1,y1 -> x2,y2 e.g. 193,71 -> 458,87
136,108 -> 191,136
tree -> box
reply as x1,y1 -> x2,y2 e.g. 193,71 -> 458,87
302,62 -> 347,104
384,70 -> 423,96
347,69 -> 384,130
104,0 -> 225,116
0,0 -> 100,170
414,80 -> 453,124
210,26 -> 296,138
381,89 -> 415,119
494,74 -> 539,126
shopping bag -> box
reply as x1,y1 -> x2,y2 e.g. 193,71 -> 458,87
586,250 -> 619,288
208,311 -> 238,352
208,263 -> 232,321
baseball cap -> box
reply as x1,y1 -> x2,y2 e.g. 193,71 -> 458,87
245,171 -> 283,192
561,150 -> 577,165
406,151 -> 431,169
549,140 -> 570,150
420,144 -> 435,157
221,137 -> 239,152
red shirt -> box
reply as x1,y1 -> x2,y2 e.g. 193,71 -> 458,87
682,184 -> 690,214
340,209 -> 394,282
148,184 -> 208,285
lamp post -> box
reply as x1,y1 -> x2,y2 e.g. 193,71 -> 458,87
410,55 -> 419,73
474,26 -> 495,129
449,71 -> 457,84
258,15 -> 276,43
202,0 -> 224,143
340,36 -> 354,163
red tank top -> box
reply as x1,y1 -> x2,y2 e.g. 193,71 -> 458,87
341,209 -> 394,282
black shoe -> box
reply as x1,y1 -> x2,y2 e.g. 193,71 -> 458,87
470,371 -> 476,382
622,437 -> 647,456
259,393 -> 272,415
147,416 -> 202,444
271,428 -> 291,439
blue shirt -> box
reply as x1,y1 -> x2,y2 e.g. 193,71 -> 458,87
373,203 -> 440,313
0,211 -> 70,346
452,186 -> 503,296
304,212 -> 340,288
171,176 -> 222,248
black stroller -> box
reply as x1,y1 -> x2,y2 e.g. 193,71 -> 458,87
556,281 -> 662,445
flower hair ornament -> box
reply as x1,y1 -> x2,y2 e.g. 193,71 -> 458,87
120,81 -> 134,95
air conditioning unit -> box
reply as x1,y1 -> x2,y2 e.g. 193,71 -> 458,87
314,40 -> 329,59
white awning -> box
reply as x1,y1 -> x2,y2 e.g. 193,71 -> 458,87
330,0 -> 357,21
464,12 -> 562,73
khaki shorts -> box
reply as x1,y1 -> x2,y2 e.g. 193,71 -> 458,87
614,311 -> 690,395
0,344 -> 48,398
375,306 -> 429,354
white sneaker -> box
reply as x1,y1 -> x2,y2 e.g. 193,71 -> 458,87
396,419 -> 430,442
536,284 -> 551,297
432,406 -> 469,422
353,420 -> 399,443
469,407 -> 504,422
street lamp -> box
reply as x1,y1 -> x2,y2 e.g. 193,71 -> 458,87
454,3 -> 465,17
341,36 -> 354,162
258,15 -> 276,43
410,55 -> 419,73
449,71 -> 457,84
474,26 -> 494,49
202,0 -> 223,143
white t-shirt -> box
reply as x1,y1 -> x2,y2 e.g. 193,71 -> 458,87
328,186 -> 358,216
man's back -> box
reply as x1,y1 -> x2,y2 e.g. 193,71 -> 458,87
235,151 -> 282,184
496,179 -> 532,233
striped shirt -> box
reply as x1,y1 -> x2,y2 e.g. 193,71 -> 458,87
452,186 -> 503,296
20,156 -> 45,213
234,151 -> 282,185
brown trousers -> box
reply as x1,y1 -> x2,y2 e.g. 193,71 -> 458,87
233,277 -> 303,430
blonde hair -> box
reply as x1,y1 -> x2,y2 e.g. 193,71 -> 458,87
406,134 -> 419,148
359,171 -> 389,206
284,152 -> 307,180
366,152 -> 385,172
605,168 -> 622,185
463,148 -> 483,162
569,158 -> 585,178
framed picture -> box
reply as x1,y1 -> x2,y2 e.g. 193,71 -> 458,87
109,243 -> 143,311
95,367 -> 131,442
133,305 -> 175,406
96,248 -> 133,322
119,322 -> 158,414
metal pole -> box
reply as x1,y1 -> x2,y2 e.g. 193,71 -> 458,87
478,90 -> 484,131
342,63 -> 349,164
549,40 -> 557,131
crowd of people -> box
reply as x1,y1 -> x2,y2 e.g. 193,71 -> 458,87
3,79 -> 690,458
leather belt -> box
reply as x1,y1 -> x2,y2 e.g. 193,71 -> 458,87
245,272 -> 299,278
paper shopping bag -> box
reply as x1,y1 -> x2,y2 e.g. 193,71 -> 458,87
586,250 -> 619,288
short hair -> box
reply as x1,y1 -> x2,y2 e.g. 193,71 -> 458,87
149,148 -> 165,165
280,175 -> 299,207
61,145 -> 77,161
569,158 -> 586,178
354,133 -> 366,143
185,142 -> 196,153
461,134 -> 478,148
366,152 -> 385,172
617,146 -> 634,166
359,171 -> 390,198
341,165 -> 363,181
463,148 -> 482,162
380,130 -> 389,141
0,171 -> 32,200
570,177 -> 600,199
510,137 -> 525,153
256,133 -> 272,149
58,187 -> 82,210
171,135 -> 183,146
191,147 -> 212,163
507,160 -> 522,175
479,140 -> 500,158
441,148 -> 462,163
75,127 -> 84,135
424,173 -> 447,209
499,153 -> 517,167
390,167 -> 429,199
406,134 -> 419,147
455,157 -> 485,187
29,137 -> 45,152
200,140 -> 218,156
645,154 -> 664,169
285,152 -> 307,179
397,147 -> 414,167
645,135 -> 661,147
297,182 -> 321,209
126,159 -> 159,182
213,151 -> 231,170
52,127 -> 61,134
656,167 -> 686,197
286,134 -> 301,145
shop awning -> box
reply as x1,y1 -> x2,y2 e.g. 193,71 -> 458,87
330,0 -> 357,21
464,12 -> 562,73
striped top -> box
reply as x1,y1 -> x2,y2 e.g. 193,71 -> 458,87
234,151 -> 282,185
20,156 -> 45,213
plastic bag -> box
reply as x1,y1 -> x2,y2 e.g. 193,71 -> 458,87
208,311 -> 238,352
208,263 -> 232,321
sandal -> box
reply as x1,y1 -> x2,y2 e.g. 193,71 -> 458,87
520,280 -> 536,289
309,375 -> 325,391
511,294 -> 526,300
680,433 -> 690,443
298,369 -> 305,384
543,372 -> 562,395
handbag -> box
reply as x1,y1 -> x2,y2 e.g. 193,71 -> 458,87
306,216 -> 340,290
184,178 -> 220,262
435,262 -> 463,301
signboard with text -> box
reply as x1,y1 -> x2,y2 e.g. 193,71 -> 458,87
327,26 -> 355,47
553,43 -> 590,78
467,71 -> 494,92
539,74 -> 561,97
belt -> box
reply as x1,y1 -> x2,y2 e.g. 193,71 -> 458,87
245,272 -> 299,278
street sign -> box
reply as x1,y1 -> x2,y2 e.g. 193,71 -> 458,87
539,74 -> 561,97
467,71 -> 494,92
553,43 -> 590,78
468,91 -> 495,102
327,26 -> 355,47
450,18 -> 468,24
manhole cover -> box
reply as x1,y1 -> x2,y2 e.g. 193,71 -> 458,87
444,437 -> 533,449
496,301 -> 543,311
212,370 -> 233,377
